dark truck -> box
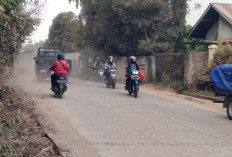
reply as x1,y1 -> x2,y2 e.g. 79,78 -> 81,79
34,47 -> 72,80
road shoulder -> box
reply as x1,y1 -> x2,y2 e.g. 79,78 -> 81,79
140,84 -> 225,112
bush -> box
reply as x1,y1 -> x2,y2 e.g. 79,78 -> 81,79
196,43 -> 232,90
170,80 -> 188,93
157,71 -> 188,93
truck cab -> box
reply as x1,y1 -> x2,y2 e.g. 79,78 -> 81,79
34,47 -> 72,80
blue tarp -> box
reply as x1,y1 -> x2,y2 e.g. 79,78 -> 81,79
211,64 -> 232,91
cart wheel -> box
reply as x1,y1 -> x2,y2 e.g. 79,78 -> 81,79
227,101 -> 232,120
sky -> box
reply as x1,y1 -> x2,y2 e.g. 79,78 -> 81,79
29,0 -> 80,43
30,0 -> 232,43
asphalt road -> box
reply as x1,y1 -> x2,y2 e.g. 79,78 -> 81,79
13,53 -> 232,157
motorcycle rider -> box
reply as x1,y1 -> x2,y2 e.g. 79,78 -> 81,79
104,56 -> 117,80
125,56 -> 140,90
93,57 -> 104,69
50,54 -> 70,89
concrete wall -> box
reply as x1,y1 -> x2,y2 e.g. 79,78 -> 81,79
114,56 -> 148,83
113,53 -> 208,84
67,52 -> 208,84
184,52 -> 208,84
114,57 -> 128,83
218,16 -> 232,41
206,21 -> 218,41
64,53 -> 82,78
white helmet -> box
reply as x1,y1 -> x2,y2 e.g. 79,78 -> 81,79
108,56 -> 113,62
129,56 -> 136,62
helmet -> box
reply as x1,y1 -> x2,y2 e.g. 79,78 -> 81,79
108,56 -> 113,63
129,56 -> 136,62
57,53 -> 64,60
96,57 -> 100,61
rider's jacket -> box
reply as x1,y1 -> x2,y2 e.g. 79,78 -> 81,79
128,62 -> 140,72
104,62 -> 117,69
94,61 -> 103,69
50,60 -> 70,75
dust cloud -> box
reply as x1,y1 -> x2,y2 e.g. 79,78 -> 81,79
12,52 -> 50,95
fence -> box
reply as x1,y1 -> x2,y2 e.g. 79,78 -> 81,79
155,54 -> 185,80
65,51 -> 209,84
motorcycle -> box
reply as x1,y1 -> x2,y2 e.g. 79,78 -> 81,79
104,68 -> 117,89
52,74 -> 67,98
94,66 -> 104,82
126,69 -> 140,98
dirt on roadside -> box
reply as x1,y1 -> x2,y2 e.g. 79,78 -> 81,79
140,84 -> 226,112
0,86 -> 62,157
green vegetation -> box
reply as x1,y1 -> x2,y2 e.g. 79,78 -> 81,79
196,43 -> 232,90
23,41 -> 45,52
62,0 -> 188,55
0,0 -> 42,67
185,86 -> 215,97
81,0 -> 188,55
44,12 -> 84,53
155,71 -> 188,93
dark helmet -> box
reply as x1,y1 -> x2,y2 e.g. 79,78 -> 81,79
108,56 -> 113,63
57,53 -> 64,60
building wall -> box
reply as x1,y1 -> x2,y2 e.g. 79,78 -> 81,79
218,16 -> 232,41
206,21 -> 218,41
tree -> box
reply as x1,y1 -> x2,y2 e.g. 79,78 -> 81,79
23,41 -> 45,52
45,12 -> 84,53
0,0 -> 43,67
75,0 -> 188,55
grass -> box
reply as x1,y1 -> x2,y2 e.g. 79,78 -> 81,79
154,71 -> 219,98
185,86 -> 215,97
0,126 -> 22,157
154,71 -> 188,93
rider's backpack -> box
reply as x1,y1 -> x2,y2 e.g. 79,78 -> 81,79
139,69 -> 145,81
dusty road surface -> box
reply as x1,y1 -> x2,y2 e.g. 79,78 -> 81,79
12,52 -> 232,157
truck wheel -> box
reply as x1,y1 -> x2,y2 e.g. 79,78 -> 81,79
227,101 -> 232,120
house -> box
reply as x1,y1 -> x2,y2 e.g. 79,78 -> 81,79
188,3 -> 232,42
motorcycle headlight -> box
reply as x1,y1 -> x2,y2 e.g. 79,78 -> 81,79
132,71 -> 139,75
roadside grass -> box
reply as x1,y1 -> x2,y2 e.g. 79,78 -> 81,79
0,74 -> 23,156
0,87 -> 29,157
154,71 -> 188,94
0,86 -> 62,157
0,126 -> 23,157
154,71 -> 218,99
185,86 -> 215,97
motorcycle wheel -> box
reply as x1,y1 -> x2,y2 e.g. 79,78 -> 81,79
58,89 -> 62,98
227,100 -> 232,120
112,80 -> 115,89
134,84 -> 138,98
